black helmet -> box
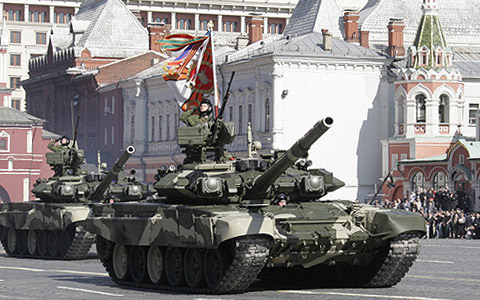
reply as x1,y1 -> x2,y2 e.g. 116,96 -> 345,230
60,136 -> 70,146
199,98 -> 212,116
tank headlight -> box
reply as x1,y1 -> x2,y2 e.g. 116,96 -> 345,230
127,185 -> 142,197
301,175 -> 324,193
199,177 -> 223,195
59,185 -> 75,196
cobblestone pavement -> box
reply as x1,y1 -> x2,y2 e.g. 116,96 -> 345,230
0,239 -> 479,300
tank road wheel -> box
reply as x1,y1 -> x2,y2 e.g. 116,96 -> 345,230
165,247 -> 185,286
26,230 -> 37,255
129,246 -> 148,283
203,248 -> 228,290
112,244 -> 129,281
6,228 -> 17,254
16,230 -> 28,255
146,246 -> 166,284
37,230 -> 48,256
59,225 -> 75,257
47,231 -> 59,257
184,248 -> 205,288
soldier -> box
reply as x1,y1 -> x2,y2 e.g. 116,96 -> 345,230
180,99 -> 213,126
48,136 -> 71,152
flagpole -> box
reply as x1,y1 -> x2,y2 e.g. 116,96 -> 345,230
208,20 -> 220,118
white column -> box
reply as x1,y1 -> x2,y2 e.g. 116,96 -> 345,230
74,7 -> 79,14
194,13 -> 199,32
171,12 -> 176,29
24,4 -> 29,22
240,16 -> 246,33
271,71 -> 284,149
49,6 -> 54,24
263,17 -> 268,34
406,100 -> 416,138
147,11 -> 152,24
426,98 -> 438,137
217,15 -> 222,32
23,178 -> 30,202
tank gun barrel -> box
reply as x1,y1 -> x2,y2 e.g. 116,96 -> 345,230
91,145 -> 135,201
252,117 -> 333,194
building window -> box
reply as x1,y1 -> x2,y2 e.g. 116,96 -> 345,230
11,100 -> 21,110
0,132 -> 10,152
469,103 -> 479,126
264,98 -> 271,132
8,159 -> 13,171
439,94 -> 449,123
415,94 -> 426,123
174,113 -> 178,138
104,127 -> 108,146
7,9 -> 22,21
166,114 -> 170,140
248,104 -> 253,127
229,106 -> 233,122
200,20 -> 209,31
54,12 -> 72,24
153,17 -> 169,24
459,154 -> 465,165
151,116 -> 155,142
9,77 -> 21,89
130,114 -> 135,143
30,10 -> 47,23
158,115 -> 163,141
35,32 -> 47,45
0,139 -> 6,150
223,21 -> 238,32
111,126 -> 114,145
433,172 -> 447,190
10,31 -> 21,43
177,18 -> 192,30
104,97 -> 115,114
10,54 -> 21,66
238,105 -> 243,134
412,172 -> 425,192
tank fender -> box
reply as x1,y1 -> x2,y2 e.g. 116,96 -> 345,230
367,209 -> 426,239
212,212 -> 276,246
0,203 -> 90,230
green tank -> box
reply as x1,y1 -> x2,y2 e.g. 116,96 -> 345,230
0,142 -> 151,259
86,117 -> 426,293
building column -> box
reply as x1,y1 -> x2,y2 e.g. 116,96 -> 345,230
24,4 -> 29,22
49,6 -> 54,24
271,70 -> 284,149
194,13 -> 199,31
240,16 -> 246,33
426,98 -> 438,137
147,11 -> 152,24
406,100 -> 416,137
217,15 -> 222,32
171,12 -> 176,29
263,17 -> 268,34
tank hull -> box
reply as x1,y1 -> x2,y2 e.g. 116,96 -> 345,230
86,200 -> 425,293
0,202 -> 94,259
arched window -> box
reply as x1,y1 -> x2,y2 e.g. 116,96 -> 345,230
416,94 -> 426,123
412,172 -> 425,191
130,113 -> 135,143
439,94 -> 449,123
264,98 -> 270,132
397,96 -> 405,124
433,171 -> 447,190
7,159 -> 13,171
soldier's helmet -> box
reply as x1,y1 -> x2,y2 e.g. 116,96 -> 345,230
199,99 -> 212,116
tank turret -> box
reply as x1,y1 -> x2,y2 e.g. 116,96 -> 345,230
154,117 -> 344,204
0,143 -> 151,260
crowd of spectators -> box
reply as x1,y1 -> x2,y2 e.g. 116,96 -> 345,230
369,187 -> 480,239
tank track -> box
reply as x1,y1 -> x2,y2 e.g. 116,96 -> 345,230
0,224 -> 95,260
100,236 -> 269,294
362,232 -> 421,287
259,232 -> 421,289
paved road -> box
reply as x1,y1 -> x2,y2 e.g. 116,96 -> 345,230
0,239 -> 479,300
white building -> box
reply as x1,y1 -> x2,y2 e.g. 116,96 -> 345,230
0,0 -> 298,111
121,0 -> 480,203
